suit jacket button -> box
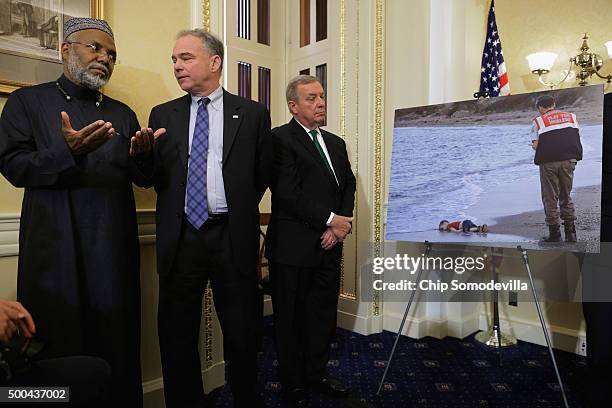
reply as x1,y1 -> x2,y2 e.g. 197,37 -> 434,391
181,181 -> 186,187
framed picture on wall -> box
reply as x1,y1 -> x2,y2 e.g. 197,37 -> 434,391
0,0 -> 103,94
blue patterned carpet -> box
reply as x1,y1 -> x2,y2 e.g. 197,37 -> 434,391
211,317 -> 588,408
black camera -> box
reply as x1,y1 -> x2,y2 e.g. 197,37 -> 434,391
0,336 -> 44,383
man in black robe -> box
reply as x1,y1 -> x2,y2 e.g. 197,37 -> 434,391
0,18 -> 159,406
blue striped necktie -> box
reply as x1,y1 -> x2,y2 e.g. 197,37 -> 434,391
186,97 -> 211,229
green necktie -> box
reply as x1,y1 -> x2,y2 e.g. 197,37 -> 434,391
309,129 -> 334,177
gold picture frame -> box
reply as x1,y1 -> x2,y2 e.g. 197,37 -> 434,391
0,0 -> 103,94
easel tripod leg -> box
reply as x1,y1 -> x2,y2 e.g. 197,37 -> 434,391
376,242 -> 432,395
518,246 -> 570,408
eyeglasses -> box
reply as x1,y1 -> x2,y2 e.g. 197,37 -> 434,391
67,41 -> 118,64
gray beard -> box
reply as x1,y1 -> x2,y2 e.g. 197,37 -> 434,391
66,52 -> 108,90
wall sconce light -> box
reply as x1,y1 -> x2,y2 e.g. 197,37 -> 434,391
526,33 -> 612,88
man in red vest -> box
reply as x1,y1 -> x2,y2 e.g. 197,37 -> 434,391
531,95 -> 583,242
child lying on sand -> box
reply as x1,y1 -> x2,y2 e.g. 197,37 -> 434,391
438,219 -> 488,233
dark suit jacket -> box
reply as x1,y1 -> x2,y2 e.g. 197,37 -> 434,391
145,90 -> 271,277
266,118 -> 356,267
602,92 -> 612,241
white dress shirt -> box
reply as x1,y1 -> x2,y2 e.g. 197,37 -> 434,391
185,85 -> 227,214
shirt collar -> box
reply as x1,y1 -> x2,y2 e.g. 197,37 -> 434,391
191,85 -> 223,110
57,74 -> 101,102
294,118 -> 320,138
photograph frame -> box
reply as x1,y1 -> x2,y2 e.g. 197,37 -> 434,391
0,0 -> 103,94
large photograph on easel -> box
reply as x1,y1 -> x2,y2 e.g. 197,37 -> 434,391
386,85 -> 604,252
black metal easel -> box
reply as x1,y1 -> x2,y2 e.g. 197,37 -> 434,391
518,246 -> 570,408
376,241 -> 432,395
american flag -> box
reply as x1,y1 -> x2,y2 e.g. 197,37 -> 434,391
479,0 -> 510,97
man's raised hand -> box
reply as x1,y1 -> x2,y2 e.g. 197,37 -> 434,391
61,111 -> 115,155
129,127 -> 166,156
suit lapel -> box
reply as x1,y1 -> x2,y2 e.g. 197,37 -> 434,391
173,94 -> 192,169
291,119 -> 328,171
223,90 -> 243,166
290,119 -> 338,189
321,130 -> 343,187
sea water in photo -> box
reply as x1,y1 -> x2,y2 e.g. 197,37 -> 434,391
386,124 -> 602,242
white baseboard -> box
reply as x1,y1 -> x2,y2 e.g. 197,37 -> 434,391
142,377 -> 164,395
376,309 -> 584,354
202,361 -> 226,394
142,361 -> 226,408
263,295 -> 273,316
0,213 -> 20,257
446,314 -> 481,339
337,309 -> 379,336
381,310 -> 436,339
381,310 -> 481,340
137,210 -> 157,245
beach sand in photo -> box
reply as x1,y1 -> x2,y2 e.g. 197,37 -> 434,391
489,184 -> 600,252
386,184 -> 600,252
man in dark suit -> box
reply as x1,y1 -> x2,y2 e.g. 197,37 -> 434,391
266,75 -> 356,407
135,29 -> 270,408
580,91 -> 612,407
